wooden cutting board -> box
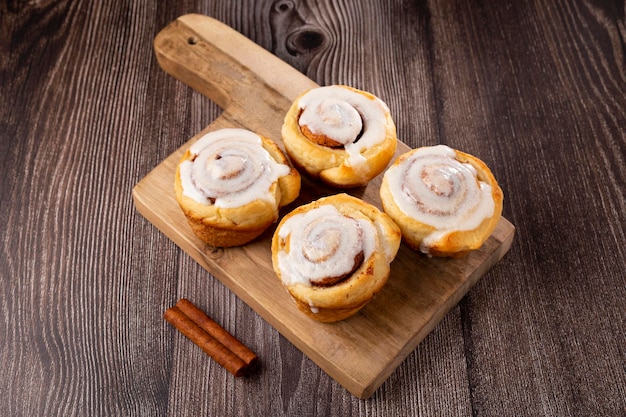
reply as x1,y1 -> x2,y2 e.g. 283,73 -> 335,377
132,14 -> 515,399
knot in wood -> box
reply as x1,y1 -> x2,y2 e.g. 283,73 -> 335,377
286,27 -> 326,56
204,245 -> 225,260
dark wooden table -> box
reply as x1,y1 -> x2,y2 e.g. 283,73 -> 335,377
1,1 -> 624,416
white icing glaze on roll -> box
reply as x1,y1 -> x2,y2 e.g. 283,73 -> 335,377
384,145 -> 495,251
276,204 -> 376,286
299,97 -> 363,145
179,128 -> 291,208
297,85 -> 389,170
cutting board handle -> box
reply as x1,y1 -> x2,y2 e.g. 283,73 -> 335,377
153,14 -> 318,126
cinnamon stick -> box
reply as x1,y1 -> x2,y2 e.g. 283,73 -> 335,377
176,298 -> 258,367
164,305 -> 248,377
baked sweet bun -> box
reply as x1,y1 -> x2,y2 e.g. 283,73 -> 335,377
175,128 -> 301,247
380,145 -> 503,258
281,85 -> 397,188
271,193 -> 401,322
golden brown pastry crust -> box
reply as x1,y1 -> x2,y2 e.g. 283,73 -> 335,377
380,145 -> 503,257
175,129 -> 301,248
281,85 -> 397,188
271,193 -> 401,322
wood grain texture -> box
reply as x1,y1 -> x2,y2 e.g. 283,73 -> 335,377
134,14 -> 514,398
1,0 -> 624,416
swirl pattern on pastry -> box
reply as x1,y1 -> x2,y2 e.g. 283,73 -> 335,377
380,145 -> 503,257
276,204 -> 374,287
175,128 -> 301,247
282,85 -> 397,188
272,193 -> 401,322
179,128 -> 292,207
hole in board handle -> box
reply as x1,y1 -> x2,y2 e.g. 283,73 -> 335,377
188,36 -> 199,45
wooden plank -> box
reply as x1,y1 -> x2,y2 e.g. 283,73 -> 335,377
133,14 -> 515,398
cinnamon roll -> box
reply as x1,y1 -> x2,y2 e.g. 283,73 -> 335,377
281,85 -> 397,188
380,145 -> 503,257
175,128 -> 301,247
271,193 -> 401,322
